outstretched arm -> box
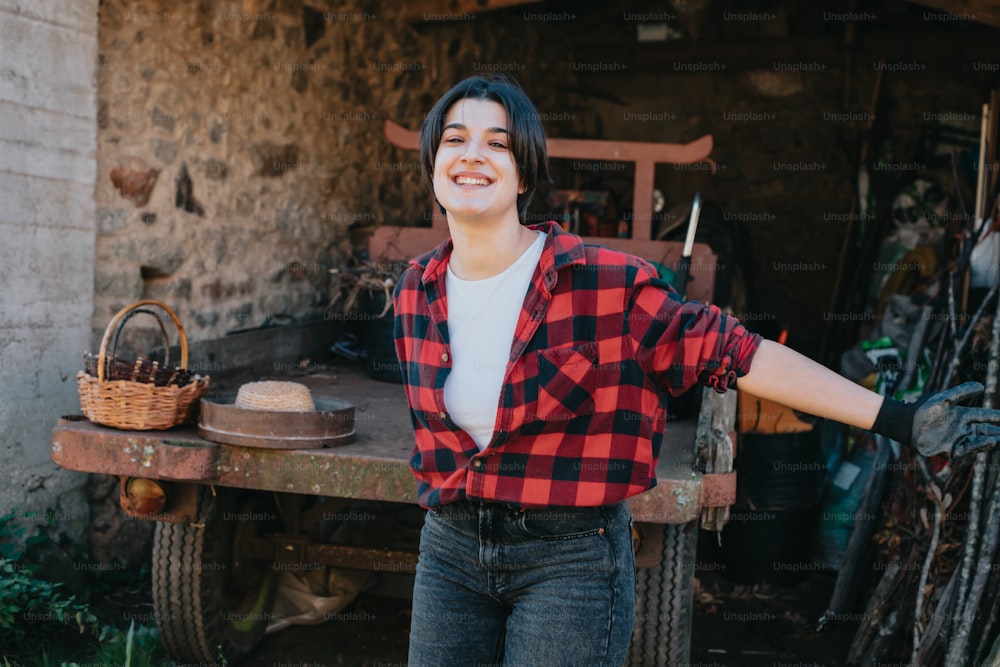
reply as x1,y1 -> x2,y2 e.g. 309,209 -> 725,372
737,340 -> 882,430
736,339 -> 1000,458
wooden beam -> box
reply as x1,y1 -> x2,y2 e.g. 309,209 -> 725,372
905,0 -> 1000,30
581,36 -> 844,74
578,28 -> 997,74
402,0 -> 544,23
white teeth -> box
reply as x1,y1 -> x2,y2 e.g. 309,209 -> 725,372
455,177 -> 490,186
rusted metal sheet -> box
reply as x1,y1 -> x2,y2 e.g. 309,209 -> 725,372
700,472 -> 737,509
626,476 -> 702,525
52,417 -> 218,481
156,440 -> 219,480
216,444 -> 418,502
246,536 -> 419,573
198,395 -> 356,449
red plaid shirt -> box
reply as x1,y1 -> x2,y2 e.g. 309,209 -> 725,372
393,221 -> 761,509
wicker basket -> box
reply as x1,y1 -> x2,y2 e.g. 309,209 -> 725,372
77,300 -> 210,430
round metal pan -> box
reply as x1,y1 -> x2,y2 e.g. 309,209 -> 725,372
198,394 -> 356,449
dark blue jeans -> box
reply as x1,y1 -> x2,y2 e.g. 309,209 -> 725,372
407,499 -> 636,667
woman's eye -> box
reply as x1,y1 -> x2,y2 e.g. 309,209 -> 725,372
444,136 -> 463,143
491,142 -> 508,149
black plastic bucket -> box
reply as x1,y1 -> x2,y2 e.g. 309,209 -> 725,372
357,291 -> 403,383
717,429 -> 824,584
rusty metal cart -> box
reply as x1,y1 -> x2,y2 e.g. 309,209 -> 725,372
51,364 -> 736,665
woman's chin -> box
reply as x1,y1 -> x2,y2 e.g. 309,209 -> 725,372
445,206 -> 492,221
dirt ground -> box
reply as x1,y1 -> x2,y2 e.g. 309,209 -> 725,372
237,549 -> 866,667
235,576 -> 861,667
27,524 -> 870,667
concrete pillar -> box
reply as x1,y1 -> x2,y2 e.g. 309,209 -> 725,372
0,0 -> 98,542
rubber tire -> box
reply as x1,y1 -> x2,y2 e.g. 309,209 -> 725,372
627,521 -> 698,666
152,487 -> 281,664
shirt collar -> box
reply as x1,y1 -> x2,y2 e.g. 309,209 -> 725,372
409,221 -> 587,287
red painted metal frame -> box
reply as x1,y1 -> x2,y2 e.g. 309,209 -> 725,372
370,120 -> 719,304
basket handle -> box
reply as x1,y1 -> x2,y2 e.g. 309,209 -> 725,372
108,308 -> 172,372
97,300 -> 189,383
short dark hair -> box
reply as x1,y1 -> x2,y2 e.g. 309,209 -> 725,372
419,74 -> 551,222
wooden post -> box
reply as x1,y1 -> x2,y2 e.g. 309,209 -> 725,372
698,386 -> 737,532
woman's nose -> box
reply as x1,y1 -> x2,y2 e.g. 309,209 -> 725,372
461,137 -> 485,162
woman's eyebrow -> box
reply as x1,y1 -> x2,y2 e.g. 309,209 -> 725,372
442,123 -> 508,134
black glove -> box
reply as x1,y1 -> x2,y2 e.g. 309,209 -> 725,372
872,382 -> 1000,458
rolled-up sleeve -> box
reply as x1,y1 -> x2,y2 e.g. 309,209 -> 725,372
626,272 -> 761,396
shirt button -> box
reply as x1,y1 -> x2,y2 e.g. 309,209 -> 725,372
438,411 -> 447,421
471,460 -> 483,469
441,352 -> 449,363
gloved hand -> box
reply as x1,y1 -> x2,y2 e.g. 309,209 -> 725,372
872,382 -> 1000,458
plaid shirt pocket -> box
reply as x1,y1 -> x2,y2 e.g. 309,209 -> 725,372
535,342 -> 598,421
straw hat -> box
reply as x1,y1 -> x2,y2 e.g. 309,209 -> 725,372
234,380 -> 315,412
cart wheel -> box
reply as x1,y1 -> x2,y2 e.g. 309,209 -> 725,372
152,487 -> 281,663
627,521 -> 697,666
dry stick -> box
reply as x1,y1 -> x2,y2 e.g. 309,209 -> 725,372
927,313 -> 953,393
981,530 -> 1000,667
946,282 -> 1000,385
974,524 -> 1000,665
900,305 -> 932,392
951,451 -> 1000,665
945,306 -> 1000,648
947,294 -> 1000,665
846,555 -> 903,664
916,569 -> 960,665
987,629 -> 1000,667
946,460 -> 989,663
967,103 -> 992,316
861,603 -> 905,667
912,484 -> 948,665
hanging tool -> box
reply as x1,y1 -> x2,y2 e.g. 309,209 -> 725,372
673,192 -> 701,299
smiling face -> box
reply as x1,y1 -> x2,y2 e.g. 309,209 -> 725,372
431,98 -> 525,225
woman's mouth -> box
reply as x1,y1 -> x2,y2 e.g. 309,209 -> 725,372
454,176 -> 492,186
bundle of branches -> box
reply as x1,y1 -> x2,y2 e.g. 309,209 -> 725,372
844,298 -> 1000,667
327,260 -> 398,317
843,100 -> 1000,666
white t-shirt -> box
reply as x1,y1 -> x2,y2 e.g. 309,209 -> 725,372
443,231 -> 546,450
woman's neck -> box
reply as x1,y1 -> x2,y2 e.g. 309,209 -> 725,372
446,214 -> 537,280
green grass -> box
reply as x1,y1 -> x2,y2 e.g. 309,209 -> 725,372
1,621 -> 171,666
1,508 -> 170,667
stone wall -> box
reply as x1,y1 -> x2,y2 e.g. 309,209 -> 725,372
94,0 -> 582,348
0,0 -> 98,542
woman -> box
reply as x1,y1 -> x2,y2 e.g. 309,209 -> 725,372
393,74 -> 1000,667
